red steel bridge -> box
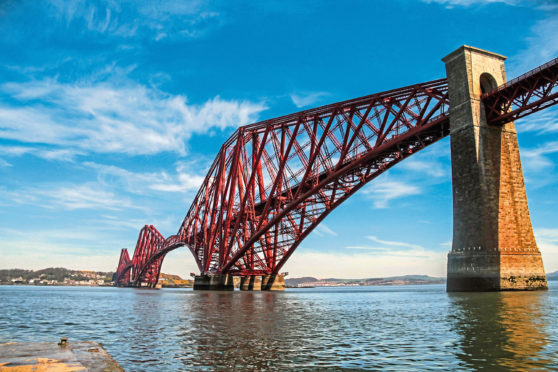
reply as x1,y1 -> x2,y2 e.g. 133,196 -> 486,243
115,51 -> 558,288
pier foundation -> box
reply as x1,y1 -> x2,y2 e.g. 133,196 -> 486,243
193,274 -> 234,291
239,276 -> 262,291
261,274 -> 286,291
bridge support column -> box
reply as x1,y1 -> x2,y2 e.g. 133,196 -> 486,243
261,274 -> 285,291
443,46 -> 547,291
193,274 -> 234,291
239,276 -> 262,291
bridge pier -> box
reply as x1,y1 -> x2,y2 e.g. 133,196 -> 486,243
261,274 -> 286,291
443,46 -> 547,291
239,276 -> 262,291
193,274 -> 234,291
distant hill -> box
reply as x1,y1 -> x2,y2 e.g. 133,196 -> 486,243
547,271 -> 558,280
284,277 -> 319,286
159,273 -> 193,288
286,275 -> 444,287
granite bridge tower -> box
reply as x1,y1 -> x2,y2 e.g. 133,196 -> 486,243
444,46 -> 547,291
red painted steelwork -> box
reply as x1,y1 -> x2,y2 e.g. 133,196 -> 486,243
114,248 -> 131,286
482,57 -> 558,125
178,79 -> 450,276
118,56 -> 558,287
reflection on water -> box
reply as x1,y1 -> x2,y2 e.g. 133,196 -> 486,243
449,290 -> 556,370
1,284 -> 558,370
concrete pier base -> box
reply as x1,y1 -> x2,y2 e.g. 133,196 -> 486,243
261,274 -> 285,291
0,339 -> 123,371
193,274 -> 234,291
447,252 -> 547,291
239,276 -> 262,291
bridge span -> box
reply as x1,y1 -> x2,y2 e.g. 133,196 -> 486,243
115,45 -> 558,291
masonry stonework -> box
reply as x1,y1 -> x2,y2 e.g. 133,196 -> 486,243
443,46 -> 547,291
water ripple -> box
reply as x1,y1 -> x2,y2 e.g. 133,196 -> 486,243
1,284 -> 558,370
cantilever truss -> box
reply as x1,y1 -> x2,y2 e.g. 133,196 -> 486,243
115,225 -> 186,286
483,57 -> 558,125
115,56 -> 558,286
178,79 -> 450,276
114,248 -> 131,285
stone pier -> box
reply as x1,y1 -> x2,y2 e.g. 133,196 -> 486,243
239,276 -> 262,291
443,45 -> 547,291
261,274 -> 286,291
193,274 -> 234,291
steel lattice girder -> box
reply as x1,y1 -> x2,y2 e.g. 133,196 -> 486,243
114,248 -> 131,285
126,225 -> 187,286
130,225 -> 166,285
177,78 -> 451,276
124,56 -> 558,284
482,57 -> 558,125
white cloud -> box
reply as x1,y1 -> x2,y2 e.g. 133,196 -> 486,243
366,235 -> 423,250
421,0 -> 519,7
0,158 -> 11,167
536,228 -> 558,273
1,183 -> 138,211
283,250 -> 446,278
511,11 -> 558,75
313,223 -> 337,237
290,91 -> 329,108
362,177 -> 421,209
47,0 -> 222,41
83,161 -> 207,195
522,141 -> 558,171
0,145 -> 84,162
398,158 -> 447,178
516,108 -> 558,134
0,79 -> 266,156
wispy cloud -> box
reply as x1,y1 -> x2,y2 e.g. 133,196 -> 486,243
511,7 -> 558,75
398,158 -> 447,178
362,178 -> 421,209
345,235 -> 428,256
0,78 -> 266,156
535,228 -> 558,273
313,223 -> 337,237
0,158 -> 11,167
1,183 -> 139,211
83,160 -> 207,195
0,145 -> 84,162
522,141 -> 558,172
47,0 -> 222,41
421,0 -> 520,8
366,235 -> 423,250
284,250 -> 447,278
290,91 -> 329,108
516,107 -> 558,134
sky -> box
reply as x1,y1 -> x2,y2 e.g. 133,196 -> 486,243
1,0 -> 557,279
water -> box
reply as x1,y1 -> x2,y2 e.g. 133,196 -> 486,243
1,283 -> 558,371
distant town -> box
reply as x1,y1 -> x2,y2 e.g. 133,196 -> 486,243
0,268 -> 193,288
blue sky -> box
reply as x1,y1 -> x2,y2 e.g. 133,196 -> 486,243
1,0 -> 557,278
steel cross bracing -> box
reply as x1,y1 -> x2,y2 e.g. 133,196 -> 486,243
482,57 -> 558,125
114,56 -> 558,286
114,248 -> 131,285
178,79 -> 450,276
